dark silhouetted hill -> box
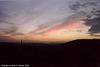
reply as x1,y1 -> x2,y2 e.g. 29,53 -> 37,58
0,39 -> 100,67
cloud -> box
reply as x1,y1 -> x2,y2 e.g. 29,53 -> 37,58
0,1 -> 87,36
69,0 -> 100,36
83,10 -> 100,36
0,34 -> 14,42
0,6 -> 19,35
0,0 -> 100,40
0,23 -> 25,36
13,33 -> 25,36
90,34 -> 100,37
69,1 -> 97,11
0,24 -> 17,33
29,11 -> 86,34
69,2 -> 81,11
0,8 -> 10,23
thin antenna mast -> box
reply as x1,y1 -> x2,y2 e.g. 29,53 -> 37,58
20,38 -> 23,48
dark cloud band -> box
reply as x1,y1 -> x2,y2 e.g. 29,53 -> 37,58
83,10 -> 100,36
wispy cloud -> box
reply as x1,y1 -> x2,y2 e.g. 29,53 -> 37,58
0,0 -> 100,42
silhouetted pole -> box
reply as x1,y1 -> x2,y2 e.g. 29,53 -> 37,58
20,39 -> 23,48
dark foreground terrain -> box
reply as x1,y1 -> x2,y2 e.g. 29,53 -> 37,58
0,39 -> 100,67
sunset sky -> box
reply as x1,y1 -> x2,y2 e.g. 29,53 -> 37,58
0,0 -> 100,43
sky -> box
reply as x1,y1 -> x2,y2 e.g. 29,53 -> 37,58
0,0 -> 100,43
